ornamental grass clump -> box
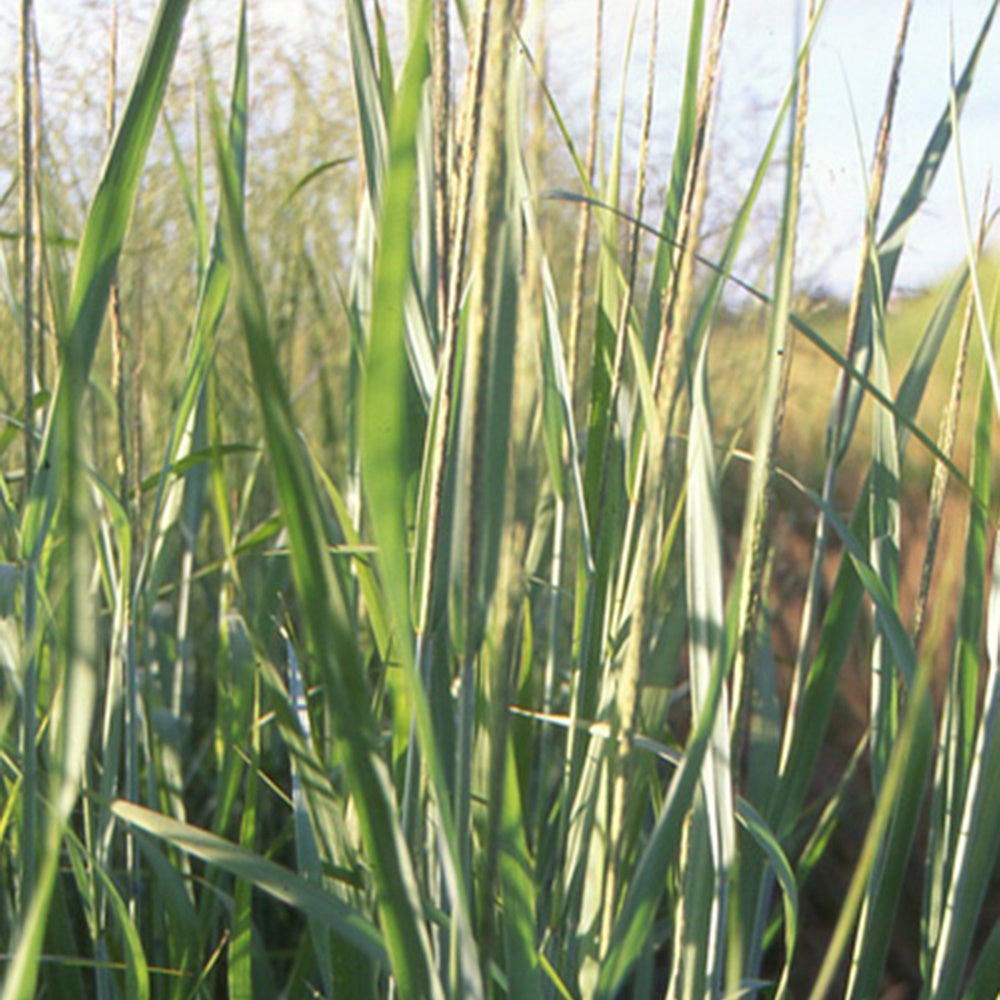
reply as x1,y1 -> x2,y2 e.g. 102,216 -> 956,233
1,1 -> 998,998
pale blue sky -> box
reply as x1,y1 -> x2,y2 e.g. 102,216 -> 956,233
542,0 -> 1000,297
6,0 -> 999,299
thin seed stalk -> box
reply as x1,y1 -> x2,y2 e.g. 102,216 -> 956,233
565,0 -> 602,400
432,0 -> 450,333
554,0 -> 603,906
611,0 -> 730,644
783,0 -> 914,766
598,0 -> 658,613
30,15 -> 45,391
912,184 -> 989,647
730,0 -> 812,737
651,0 -> 730,415
404,0 -> 484,846
409,0 -> 489,636
17,0 -> 38,917
451,0 -> 515,939
445,0 -> 490,347
19,0 -> 35,491
600,2 -> 659,954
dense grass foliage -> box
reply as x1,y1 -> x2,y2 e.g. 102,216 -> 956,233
1,1 -> 999,998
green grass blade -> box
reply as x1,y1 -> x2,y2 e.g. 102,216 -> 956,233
65,834 -> 150,1000
867,272 -> 899,796
21,0 -> 192,560
284,634 -> 337,997
112,801 -> 387,968
926,390 -> 1000,1000
138,0 -> 247,601
346,0 -> 390,209
684,337 -> 735,994
359,0 -> 430,668
958,918 -> 1000,1000
354,5 -> 484,995
875,0 -> 998,287
593,638 -> 726,999
228,672 -> 259,1000
806,659 -> 934,1000
499,735 -> 543,997
211,72 -> 444,998
738,798 -> 799,1000
641,0 -> 705,355
923,363 -> 991,977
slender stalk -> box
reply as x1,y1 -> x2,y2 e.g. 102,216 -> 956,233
911,184 -> 989,648
782,0 -> 914,769
432,0 -> 450,335
104,0 -> 140,924
651,0 -> 730,413
730,0 -> 813,734
554,0 -> 602,895
17,0 -> 38,923
30,15 -> 46,393
19,0 -> 35,491
565,0 -> 602,401
601,0 -> 659,954
402,0 -> 490,848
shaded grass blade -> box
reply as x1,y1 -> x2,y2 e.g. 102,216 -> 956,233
112,801 -> 387,968
21,0 -> 191,560
211,73 -> 443,998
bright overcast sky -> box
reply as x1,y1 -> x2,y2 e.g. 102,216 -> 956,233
5,0 -> 1000,299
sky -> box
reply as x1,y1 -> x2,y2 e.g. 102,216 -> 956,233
4,0 -> 999,300
540,0 -> 1000,297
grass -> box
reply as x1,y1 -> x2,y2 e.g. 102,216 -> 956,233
1,0 -> 999,998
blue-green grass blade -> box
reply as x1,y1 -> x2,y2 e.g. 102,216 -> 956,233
112,802 -> 388,968
727,17 -> 812,983
513,706 -> 798,997
684,338 -> 735,994
769,269 -> 972,837
0,0 -> 196,970
867,270 -> 900,796
845,704 -> 933,999
641,0 -> 705,356
346,0 -> 390,209
228,671 -> 260,1000
511,144 -> 593,569
162,108 -> 208,271
927,378 -> 1000,1000
138,0 -> 246,601
285,635 -> 336,997
212,609 -> 256,840
806,654 -> 934,1000
65,833 -> 150,1000
279,156 -> 354,211
211,79 -> 443,998
21,0 -> 191,560
958,918 -> 1000,1000
351,4 -> 470,949
256,652 -> 370,915
684,1 -> 827,379
923,362 -> 991,974
446,4 -> 519,667
832,0 -> 996,464
132,836 -> 200,997
359,0 -> 428,667
738,797 -> 799,1000
306,443 -> 391,660
876,0 -> 998,288
499,735 -> 543,997
594,623 -> 731,998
